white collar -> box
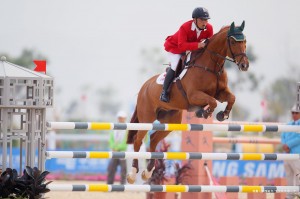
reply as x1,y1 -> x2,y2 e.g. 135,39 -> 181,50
191,22 -> 203,38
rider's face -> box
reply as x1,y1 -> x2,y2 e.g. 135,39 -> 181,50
292,112 -> 300,121
195,18 -> 208,30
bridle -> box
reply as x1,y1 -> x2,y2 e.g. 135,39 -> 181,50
226,36 -> 248,66
187,35 -> 248,71
204,36 -> 248,66
184,35 -> 248,98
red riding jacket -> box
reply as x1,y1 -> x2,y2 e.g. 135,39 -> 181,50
164,20 -> 213,54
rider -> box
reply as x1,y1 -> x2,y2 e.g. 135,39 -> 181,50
160,7 -> 214,103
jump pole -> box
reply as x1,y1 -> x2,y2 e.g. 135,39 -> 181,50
47,184 -> 300,193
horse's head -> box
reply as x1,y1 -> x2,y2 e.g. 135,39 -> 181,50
227,21 -> 249,71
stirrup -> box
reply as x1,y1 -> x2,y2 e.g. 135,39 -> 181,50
160,91 -> 170,103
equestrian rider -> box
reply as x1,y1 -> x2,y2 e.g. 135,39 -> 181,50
160,7 -> 214,103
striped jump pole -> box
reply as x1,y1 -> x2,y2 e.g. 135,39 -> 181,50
45,151 -> 300,161
213,137 -> 281,144
46,122 -> 300,132
47,184 -> 300,193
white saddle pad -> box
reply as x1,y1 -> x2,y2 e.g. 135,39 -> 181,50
156,69 -> 188,85
156,51 -> 191,85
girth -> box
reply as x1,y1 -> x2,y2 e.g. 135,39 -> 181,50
175,63 -> 224,104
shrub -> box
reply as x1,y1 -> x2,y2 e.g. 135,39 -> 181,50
0,166 -> 52,199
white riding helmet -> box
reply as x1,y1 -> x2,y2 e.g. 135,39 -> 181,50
291,104 -> 300,113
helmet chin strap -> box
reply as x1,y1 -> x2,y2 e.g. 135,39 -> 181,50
195,19 -> 206,30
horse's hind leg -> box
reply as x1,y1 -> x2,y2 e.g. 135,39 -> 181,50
127,130 -> 147,184
216,88 -> 236,121
141,130 -> 171,181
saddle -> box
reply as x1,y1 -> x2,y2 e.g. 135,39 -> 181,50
175,54 -> 188,77
165,53 -> 189,78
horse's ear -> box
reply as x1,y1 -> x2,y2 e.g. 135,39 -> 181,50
240,20 -> 245,31
229,22 -> 235,33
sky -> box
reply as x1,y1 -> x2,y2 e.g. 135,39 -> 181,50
1,0 -> 300,121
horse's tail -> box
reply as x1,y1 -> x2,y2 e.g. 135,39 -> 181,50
127,106 -> 139,144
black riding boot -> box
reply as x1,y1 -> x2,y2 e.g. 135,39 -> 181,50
160,69 -> 175,102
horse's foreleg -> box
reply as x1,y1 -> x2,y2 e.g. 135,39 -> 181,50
127,130 -> 147,184
141,131 -> 171,181
216,89 -> 235,121
188,91 -> 217,118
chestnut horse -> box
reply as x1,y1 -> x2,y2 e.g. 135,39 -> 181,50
126,21 -> 249,184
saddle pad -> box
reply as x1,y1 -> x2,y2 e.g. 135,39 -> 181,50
156,72 -> 167,85
156,69 -> 187,85
156,51 -> 191,85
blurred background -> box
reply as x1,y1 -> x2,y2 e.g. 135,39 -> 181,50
1,0 -> 300,122
1,0 -> 299,181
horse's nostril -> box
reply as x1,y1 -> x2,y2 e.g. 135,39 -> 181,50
240,63 -> 248,71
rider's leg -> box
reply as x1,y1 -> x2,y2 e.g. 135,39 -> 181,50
160,53 -> 181,102
160,69 -> 175,102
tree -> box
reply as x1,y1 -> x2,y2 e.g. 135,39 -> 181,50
225,45 -> 260,121
225,45 -> 260,91
0,48 -> 47,69
262,66 -> 300,122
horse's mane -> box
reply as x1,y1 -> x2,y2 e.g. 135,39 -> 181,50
209,26 -> 229,42
191,25 -> 229,54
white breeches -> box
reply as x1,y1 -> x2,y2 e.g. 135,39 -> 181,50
167,52 -> 181,71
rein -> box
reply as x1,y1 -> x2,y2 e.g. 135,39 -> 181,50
185,40 -> 225,98
178,36 -> 248,100
190,36 -> 248,67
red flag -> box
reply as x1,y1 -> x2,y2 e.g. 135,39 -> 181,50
33,60 -> 46,74
260,99 -> 268,119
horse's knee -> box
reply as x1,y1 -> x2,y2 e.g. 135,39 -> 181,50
212,100 -> 218,108
229,95 -> 236,104
208,99 -> 217,109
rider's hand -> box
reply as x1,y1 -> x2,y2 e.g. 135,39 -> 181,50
198,42 -> 206,49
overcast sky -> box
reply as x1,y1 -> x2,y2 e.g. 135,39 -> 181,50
1,0 -> 300,121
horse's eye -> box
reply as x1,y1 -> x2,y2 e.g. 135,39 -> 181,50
231,40 -> 235,45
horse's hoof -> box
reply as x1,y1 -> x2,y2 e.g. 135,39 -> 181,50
126,174 -> 136,184
141,170 -> 149,181
195,109 -> 204,118
224,114 -> 229,120
216,111 -> 225,121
